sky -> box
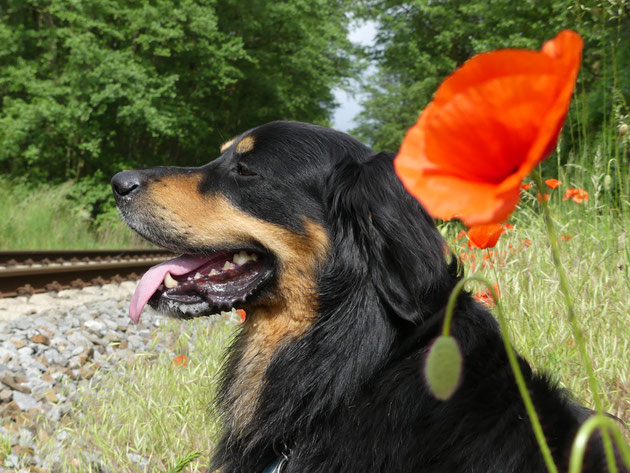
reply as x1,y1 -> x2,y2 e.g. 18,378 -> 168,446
331,21 -> 378,133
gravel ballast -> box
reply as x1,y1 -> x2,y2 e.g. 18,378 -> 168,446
0,282 -> 232,472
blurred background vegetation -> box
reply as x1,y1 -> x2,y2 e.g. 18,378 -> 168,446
0,0 -> 628,247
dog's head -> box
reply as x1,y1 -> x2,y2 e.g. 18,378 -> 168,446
112,121 -> 455,327
113,120 -> 458,441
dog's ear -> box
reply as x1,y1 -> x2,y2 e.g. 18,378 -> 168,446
325,152 -> 457,325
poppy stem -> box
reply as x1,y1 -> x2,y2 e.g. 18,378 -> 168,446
531,168 -> 618,473
569,415 -> 630,473
442,276 -> 559,473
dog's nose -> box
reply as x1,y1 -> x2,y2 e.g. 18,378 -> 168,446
111,171 -> 143,197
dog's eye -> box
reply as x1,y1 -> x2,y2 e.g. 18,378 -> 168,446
234,163 -> 257,177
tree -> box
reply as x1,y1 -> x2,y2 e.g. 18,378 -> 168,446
0,0 -> 354,181
352,0 -> 630,154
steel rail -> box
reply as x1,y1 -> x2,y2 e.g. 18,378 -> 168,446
0,249 -> 174,298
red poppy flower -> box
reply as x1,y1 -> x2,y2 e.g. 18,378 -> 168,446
545,178 -> 562,189
563,188 -> 589,203
173,354 -> 189,367
521,183 -> 532,191
467,224 -> 504,249
537,193 -> 550,202
573,189 -> 589,203
560,234 -> 574,241
474,283 -> 500,307
563,188 -> 578,200
236,309 -> 247,323
395,31 -> 583,226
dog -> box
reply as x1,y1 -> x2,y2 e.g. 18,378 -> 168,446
112,121 -> 627,473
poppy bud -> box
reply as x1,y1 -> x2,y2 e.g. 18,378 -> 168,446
424,336 -> 463,400
619,123 -> 628,137
603,175 -> 612,190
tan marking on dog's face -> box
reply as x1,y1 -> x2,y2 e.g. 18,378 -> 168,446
235,135 -> 255,154
146,174 -> 328,433
220,138 -> 235,153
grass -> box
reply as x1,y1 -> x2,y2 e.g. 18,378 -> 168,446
0,179 -> 148,249
42,318 -> 235,472
443,186 -> 629,422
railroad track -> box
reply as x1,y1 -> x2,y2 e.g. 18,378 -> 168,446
0,249 -> 175,298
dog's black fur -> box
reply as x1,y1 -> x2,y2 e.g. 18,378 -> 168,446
112,121 -> 627,473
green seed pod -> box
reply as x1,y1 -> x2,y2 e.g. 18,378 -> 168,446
619,123 -> 628,137
603,175 -> 612,190
424,335 -> 463,400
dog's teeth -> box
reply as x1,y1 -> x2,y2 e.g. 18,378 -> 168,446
194,272 -> 202,280
232,250 -> 250,265
223,261 -> 236,270
233,251 -> 258,265
209,269 -> 219,276
164,272 -> 178,289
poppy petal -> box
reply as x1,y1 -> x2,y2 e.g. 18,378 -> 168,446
467,224 -> 504,249
395,30 -> 583,225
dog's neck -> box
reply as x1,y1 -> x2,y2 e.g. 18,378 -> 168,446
222,293 -> 317,436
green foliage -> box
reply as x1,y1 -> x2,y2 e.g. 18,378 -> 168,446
0,178 -> 147,249
0,0 -> 354,181
352,0 -> 630,158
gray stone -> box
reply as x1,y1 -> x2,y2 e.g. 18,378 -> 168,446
68,357 -> 82,369
26,359 -> 47,372
13,318 -> 31,331
46,405 -> 62,423
83,320 -> 105,335
127,335 -> 144,349
43,348 -> 67,367
1,341 -> 17,354
71,346 -> 84,356
13,391 -> 38,411
17,346 -> 34,357
18,428 -> 34,447
0,347 -> 12,363
4,453 -> 20,468
103,319 -> 118,330
67,332 -> 90,347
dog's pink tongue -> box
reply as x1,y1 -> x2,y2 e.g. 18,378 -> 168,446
129,254 -> 208,323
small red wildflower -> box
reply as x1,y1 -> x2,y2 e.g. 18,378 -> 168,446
457,230 -> 467,240
537,193 -> 550,202
572,189 -> 589,203
563,188 -> 589,203
236,309 -> 247,323
545,178 -> 562,189
522,238 -> 532,248
173,354 -> 188,367
467,224 -> 504,249
521,183 -> 532,191
474,283 -> 500,307
560,234 -> 574,242
563,188 -> 579,200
